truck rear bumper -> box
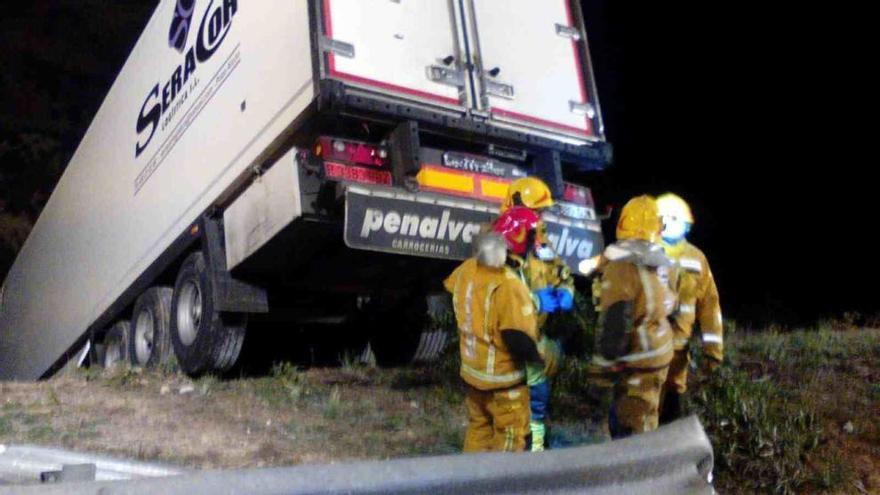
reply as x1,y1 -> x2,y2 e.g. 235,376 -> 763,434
344,184 -> 603,272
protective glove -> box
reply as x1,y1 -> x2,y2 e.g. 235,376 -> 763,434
534,288 -> 559,313
555,288 -> 574,312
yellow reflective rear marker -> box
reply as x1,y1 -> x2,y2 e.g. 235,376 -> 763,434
479,178 -> 509,200
417,166 -> 474,193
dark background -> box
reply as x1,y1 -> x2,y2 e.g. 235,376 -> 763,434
0,1 -> 871,327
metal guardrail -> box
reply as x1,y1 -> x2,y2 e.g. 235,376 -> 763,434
0,416 -> 713,494
0,444 -> 187,485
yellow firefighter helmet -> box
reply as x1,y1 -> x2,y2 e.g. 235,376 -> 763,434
616,195 -> 662,243
501,177 -> 554,213
656,193 -> 694,224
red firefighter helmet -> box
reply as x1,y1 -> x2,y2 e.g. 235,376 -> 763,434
492,206 -> 541,256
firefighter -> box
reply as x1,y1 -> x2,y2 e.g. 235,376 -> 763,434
500,176 -> 554,215
444,206 -> 543,453
499,177 -> 574,318
501,177 -> 572,451
591,195 -> 674,438
656,193 -> 724,424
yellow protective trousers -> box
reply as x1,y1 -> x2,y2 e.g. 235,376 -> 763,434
611,366 -> 669,437
664,348 -> 690,394
463,384 -> 530,453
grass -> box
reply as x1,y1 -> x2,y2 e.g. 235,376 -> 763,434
0,316 -> 877,493
103,367 -> 147,389
686,361 -> 822,493
814,450 -> 855,492
25,425 -> 56,443
683,326 -> 880,494
0,402 -> 57,444
0,416 -> 12,436
322,386 -> 341,420
534,311 -> 880,494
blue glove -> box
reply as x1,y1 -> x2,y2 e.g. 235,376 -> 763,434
556,288 -> 574,311
534,288 -> 559,313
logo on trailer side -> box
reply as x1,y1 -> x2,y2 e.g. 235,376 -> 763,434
168,0 -> 197,53
135,0 -> 238,158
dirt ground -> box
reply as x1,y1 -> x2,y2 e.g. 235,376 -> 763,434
774,345 -> 880,493
0,365 -> 474,469
715,328 -> 880,494
1,329 -> 878,494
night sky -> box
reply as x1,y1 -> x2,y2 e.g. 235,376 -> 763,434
0,2 -> 871,327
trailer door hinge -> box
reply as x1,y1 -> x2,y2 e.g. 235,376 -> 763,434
321,37 -> 355,58
426,65 -> 465,87
485,80 -> 515,100
569,101 -> 596,119
555,24 -> 581,41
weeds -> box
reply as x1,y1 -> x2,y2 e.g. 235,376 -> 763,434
254,362 -> 311,407
25,425 -> 57,443
45,388 -> 61,407
76,365 -> 104,382
104,367 -> 145,389
1,321 -> 875,493
323,386 -> 341,420
0,416 -> 12,436
0,405 -> 57,444
812,450 -> 855,491
688,362 -> 822,493
157,358 -> 180,376
559,321 -> 875,492
338,350 -> 362,371
687,326 -> 880,493
196,374 -> 218,391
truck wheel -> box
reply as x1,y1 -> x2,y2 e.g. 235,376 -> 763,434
128,287 -> 173,368
170,252 -> 247,376
103,321 -> 130,368
369,295 -> 429,366
368,292 -> 453,366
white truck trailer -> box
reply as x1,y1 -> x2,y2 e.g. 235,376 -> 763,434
0,0 -> 611,380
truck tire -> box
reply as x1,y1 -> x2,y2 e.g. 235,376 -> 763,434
128,287 -> 173,368
103,321 -> 130,368
367,292 -> 452,366
170,252 -> 247,376
369,295 -> 429,366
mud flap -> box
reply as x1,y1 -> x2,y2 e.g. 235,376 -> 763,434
344,185 -> 603,270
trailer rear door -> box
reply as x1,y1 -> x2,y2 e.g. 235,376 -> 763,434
321,0 -> 467,108
468,0 -> 597,139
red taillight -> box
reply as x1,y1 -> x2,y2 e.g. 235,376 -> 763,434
563,183 -> 593,207
315,137 -> 388,167
324,161 -> 392,186
348,142 -> 387,167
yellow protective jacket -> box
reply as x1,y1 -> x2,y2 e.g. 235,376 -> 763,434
525,254 -> 573,292
444,258 -> 539,391
664,241 -> 723,362
593,241 -> 674,370
523,253 -> 574,329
